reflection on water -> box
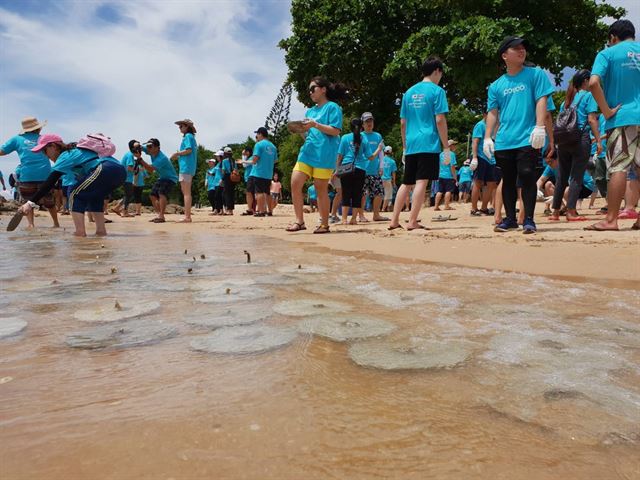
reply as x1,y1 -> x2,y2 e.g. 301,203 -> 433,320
0,229 -> 639,479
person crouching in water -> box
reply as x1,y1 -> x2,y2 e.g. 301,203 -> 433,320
18,134 -> 126,236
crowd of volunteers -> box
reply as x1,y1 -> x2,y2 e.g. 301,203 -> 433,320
2,20 -> 638,236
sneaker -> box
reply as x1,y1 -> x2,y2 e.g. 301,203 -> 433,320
329,215 -> 340,224
494,217 -> 519,232
470,210 -> 483,216
522,217 -> 537,234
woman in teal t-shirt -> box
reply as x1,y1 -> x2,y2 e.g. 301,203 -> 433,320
550,69 -> 601,222
286,76 -> 346,234
172,119 -> 198,223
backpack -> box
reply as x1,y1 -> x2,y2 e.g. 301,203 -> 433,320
553,95 -> 585,148
76,133 -> 116,157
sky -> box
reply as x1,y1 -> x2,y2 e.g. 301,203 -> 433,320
0,0 -> 638,182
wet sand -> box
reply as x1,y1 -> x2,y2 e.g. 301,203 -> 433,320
0,202 -> 639,480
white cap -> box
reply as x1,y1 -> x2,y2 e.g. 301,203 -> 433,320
223,146 -> 232,153
384,146 -> 392,153
215,150 -> 224,157
447,139 -> 459,147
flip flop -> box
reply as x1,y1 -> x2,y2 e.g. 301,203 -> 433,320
387,224 -> 403,231
151,218 -> 166,223
373,217 -> 390,222
566,216 -> 588,222
584,223 -> 618,231
432,215 -> 449,222
6,211 -> 24,231
286,222 -> 306,232
407,225 -> 429,231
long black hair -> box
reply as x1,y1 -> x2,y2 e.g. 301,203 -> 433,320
350,118 -> 363,156
565,69 -> 590,108
311,76 -> 349,102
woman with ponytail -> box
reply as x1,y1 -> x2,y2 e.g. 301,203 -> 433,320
550,69 -> 601,221
336,118 -> 381,224
286,76 -> 346,234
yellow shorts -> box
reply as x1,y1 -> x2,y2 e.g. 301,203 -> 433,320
293,161 -> 333,180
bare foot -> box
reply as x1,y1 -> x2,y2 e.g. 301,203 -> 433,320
178,218 -> 192,223
434,207 -> 441,211
95,230 -> 107,236
73,231 -> 87,237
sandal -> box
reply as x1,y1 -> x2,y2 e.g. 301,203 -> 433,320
285,222 -> 306,232
387,224 -> 404,230
151,217 -> 166,223
313,224 -> 330,234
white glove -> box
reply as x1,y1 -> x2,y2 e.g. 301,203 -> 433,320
470,158 -> 479,171
442,149 -> 451,166
401,152 -> 405,166
537,189 -> 544,201
483,138 -> 494,159
529,126 -> 546,149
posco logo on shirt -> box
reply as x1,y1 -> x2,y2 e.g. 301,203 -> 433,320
503,84 -> 526,96
24,140 -> 36,147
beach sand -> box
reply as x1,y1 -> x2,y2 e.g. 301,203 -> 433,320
10,199 -> 637,285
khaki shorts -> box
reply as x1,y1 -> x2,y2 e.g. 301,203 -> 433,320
606,125 -> 640,174
19,182 -> 55,209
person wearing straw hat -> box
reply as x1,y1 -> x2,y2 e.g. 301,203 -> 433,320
172,119 -> 198,223
0,117 -> 59,229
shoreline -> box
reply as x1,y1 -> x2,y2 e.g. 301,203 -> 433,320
2,200 -> 638,286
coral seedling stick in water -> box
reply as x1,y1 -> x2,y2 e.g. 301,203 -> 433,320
244,250 -> 251,264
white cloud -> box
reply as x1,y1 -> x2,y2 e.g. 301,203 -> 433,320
0,0 -> 306,176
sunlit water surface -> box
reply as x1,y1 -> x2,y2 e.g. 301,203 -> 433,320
1,229 -> 638,479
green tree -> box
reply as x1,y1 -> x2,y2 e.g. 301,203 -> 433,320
281,0 -> 624,117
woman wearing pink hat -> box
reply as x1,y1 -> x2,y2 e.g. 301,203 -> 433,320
0,117 -> 59,229
18,134 -> 126,237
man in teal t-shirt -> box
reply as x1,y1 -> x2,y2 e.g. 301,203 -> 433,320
588,19 -> 640,231
434,140 -> 458,211
486,36 -> 554,234
470,113 -> 500,216
388,56 -> 450,231
360,112 -> 387,222
250,127 -> 278,216
138,138 -> 178,223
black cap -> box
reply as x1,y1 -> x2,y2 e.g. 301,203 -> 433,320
498,36 -> 528,56
254,127 -> 268,136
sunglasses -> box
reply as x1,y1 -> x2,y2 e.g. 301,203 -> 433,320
309,85 -> 320,93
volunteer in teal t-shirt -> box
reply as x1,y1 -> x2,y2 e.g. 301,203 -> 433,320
588,19 -> 640,231
486,36 -> 554,234
388,56 -> 450,231
381,147 -> 398,212
172,119 -> 198,222
550,69 -> 601,222
434,141 -> 458,211
288,76 -> 345,234
360,112 -> 386,221
250,127 -> 278,216
138,138 -> 178,223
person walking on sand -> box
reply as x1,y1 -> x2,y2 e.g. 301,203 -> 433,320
586,19 -> 640,231
137,138 -> 179,223
458,159 -> 473,203
360,112 -> 388,222
434,139 -> 458,211
172,119 -> 197,223
239,147 -> 256,216
336,118 -> 380,225
381,146 -> 398,212
549,69 -> 601,222
205,158 -> 218,215
470,112 -> 500,216
0,117 -> 59,229
286,76 -> 346,234
18,133 -> 125,237
221,147 -> 236,215
388,56 -> 450,231
250,127 -> 278,217
270,172 -> 282,212
484,36 -> 554,234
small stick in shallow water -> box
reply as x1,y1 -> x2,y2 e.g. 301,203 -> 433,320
114,300 -> 122,311
200,254 -> 206,259
243,250 -> 251,264
110,267 -> 117,274
187,268 -> 193,274
184,249 -> 188,255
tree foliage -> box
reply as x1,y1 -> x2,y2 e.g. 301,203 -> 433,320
281,0 -> 624,121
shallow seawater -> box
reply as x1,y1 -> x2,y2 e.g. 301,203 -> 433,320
0,229 -> 639,479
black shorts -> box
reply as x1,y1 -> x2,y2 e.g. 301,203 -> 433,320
253,177 -> 271,194
579,186 -> 593,199
246,176 -> 256,194
402,153 -> 439,185
473,158 -> 500,184
438,178 -> 456,193
151,179 -> 175,198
